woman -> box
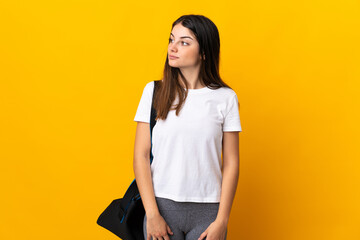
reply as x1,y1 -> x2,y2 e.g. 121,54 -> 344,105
133,14 -> 242,240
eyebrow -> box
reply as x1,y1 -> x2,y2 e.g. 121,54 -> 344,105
170,33 -> 193,40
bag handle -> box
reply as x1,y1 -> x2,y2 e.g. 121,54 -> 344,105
119,80 -> 160,211
150,80 -> 160,165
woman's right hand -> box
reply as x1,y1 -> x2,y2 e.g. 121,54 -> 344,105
146,212 -> 174,240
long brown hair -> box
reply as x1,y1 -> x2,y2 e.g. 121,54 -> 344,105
154,14 -> 233,121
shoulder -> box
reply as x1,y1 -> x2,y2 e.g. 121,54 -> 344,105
138,80 -> 155,98
212,86 -> 237,100
144,80 -> 155,92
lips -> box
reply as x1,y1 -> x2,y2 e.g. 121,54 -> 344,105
169,55 -> 179,59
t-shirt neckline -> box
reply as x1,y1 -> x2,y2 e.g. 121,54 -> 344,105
183,86 -> 212,94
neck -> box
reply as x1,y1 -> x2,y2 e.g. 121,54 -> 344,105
178,65 -> 204,89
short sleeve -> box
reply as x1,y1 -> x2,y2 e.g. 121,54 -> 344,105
134,81 -> 154,123
223,94 -> 242,132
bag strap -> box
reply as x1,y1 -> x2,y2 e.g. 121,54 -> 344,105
150,80 -> 160,165
119,80 -> 160,210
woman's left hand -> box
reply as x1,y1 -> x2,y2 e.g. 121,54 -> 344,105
198,219 -> 227,240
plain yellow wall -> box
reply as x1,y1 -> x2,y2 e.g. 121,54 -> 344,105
1,0 -> 359,239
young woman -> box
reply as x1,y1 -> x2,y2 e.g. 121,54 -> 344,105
133,14 -> 242,240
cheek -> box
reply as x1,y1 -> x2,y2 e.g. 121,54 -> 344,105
183,47 -> 200,60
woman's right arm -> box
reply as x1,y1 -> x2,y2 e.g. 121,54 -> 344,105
133,121 -> 160,218
133,84 -> 174,240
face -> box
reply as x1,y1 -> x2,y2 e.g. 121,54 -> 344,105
168,23 -> 203,69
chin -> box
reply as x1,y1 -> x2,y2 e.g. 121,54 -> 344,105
169,63 -> 180,68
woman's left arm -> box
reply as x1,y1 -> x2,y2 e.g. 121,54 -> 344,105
217,131 -> 240,224
198,131 -> 239,240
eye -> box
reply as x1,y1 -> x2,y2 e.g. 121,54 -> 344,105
168,38 -> 189,46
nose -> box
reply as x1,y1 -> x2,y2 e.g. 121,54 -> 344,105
169,43 -> 177,53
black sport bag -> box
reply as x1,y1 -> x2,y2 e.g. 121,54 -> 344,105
97,80 -> 160,240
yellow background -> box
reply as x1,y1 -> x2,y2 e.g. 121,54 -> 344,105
1,0 -> 359,239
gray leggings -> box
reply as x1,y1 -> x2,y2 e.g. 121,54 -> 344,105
143,196 -> 227,240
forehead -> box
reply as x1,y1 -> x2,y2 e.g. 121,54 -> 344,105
170,24 -> 195,38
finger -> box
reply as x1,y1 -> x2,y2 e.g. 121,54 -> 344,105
167,225 -> 174,235
198,231 -> 207,240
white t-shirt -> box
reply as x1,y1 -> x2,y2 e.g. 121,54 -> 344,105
134,80 -> 242,203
